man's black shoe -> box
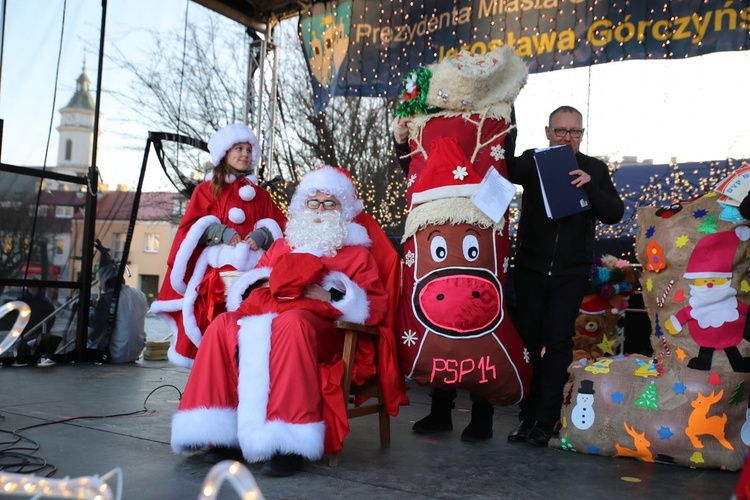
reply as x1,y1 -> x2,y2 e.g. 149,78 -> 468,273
526,425 -> 553,447
261,453 -> 303,477
507,420 -> 535,443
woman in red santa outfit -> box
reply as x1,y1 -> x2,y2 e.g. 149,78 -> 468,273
170,167 -> 398,476
150,124 -> 286,368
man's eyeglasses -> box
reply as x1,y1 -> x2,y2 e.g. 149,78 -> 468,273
551,127 -> 584,138
306,199 -> 340,210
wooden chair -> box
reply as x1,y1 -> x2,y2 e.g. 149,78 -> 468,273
328,320 -> 390,466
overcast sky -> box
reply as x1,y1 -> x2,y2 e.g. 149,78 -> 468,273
2,0 -> 749,192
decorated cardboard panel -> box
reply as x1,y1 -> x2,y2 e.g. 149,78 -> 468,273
557,193 -> 750,469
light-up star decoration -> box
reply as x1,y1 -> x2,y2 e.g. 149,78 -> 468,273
0,467 -> 122,499
199,460 -> 264,500
0,301 -> 31,357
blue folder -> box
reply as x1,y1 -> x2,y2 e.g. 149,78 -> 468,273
533,145 -> 591,220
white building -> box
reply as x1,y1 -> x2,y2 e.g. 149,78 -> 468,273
52,64 -> 97,186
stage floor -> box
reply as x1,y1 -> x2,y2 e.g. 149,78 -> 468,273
0,358 -> 739,499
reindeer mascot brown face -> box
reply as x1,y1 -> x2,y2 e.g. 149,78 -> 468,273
411,220 -> 502,338
396,135 -> 530,405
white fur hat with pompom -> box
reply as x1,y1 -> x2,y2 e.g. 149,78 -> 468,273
207,124 -> 260,167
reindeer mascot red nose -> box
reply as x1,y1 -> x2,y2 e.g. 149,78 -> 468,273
397,136 -> 530,407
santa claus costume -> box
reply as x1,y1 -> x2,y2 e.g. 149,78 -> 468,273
171,167 -> 404,472
150,124 -> 286,368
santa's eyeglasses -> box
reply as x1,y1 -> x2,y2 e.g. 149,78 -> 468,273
306,199 -> 340,210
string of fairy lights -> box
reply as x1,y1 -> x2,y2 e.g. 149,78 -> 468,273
279,1 -> 748,243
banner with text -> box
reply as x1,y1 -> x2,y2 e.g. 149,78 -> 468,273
299,0 -> 750,111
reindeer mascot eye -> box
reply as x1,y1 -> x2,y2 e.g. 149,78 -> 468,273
462,234 -> 479,261
430,235 -> 448,262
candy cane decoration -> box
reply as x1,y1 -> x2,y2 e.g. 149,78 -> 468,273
661,337 -> 671,356
656,280 -> 675,308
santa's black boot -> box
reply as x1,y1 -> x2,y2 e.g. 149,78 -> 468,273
461,397 -> 494,442
724,347 -> 750,373
687,347 -> 714,371
412,390 -> 455,434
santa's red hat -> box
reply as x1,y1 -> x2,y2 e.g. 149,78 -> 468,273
411,137 -> 482,206
579,295 -> 619,315
683,226 -> 750,279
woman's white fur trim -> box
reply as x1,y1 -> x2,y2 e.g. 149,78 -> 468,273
168,344 -> 194,369
171,215 -> 221,294
228,207 -> 246,224
255,218 -> 284,242
239,184 -> 256,201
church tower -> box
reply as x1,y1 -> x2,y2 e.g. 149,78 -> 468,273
56,63 -> 95,176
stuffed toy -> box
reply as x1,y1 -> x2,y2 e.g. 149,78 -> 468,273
573,314 -> 607,362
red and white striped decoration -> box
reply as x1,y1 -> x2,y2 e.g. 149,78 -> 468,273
656,279 -> 675,308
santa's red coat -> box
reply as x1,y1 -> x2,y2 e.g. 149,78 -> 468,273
671,301 -> 749,349
150,177 -> 286,368
171,227 -> 405,460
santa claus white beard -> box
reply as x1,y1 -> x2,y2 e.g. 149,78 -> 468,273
688,281 -> 740,329
285,209 -> 348,257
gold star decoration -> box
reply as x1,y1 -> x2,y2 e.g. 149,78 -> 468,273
675,234 -> 690,248
676,348 -> 687,361
597,333 -> 616,356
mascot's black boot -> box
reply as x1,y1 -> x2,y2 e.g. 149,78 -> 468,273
412,395 -> 455,434
461,399 -> 494,442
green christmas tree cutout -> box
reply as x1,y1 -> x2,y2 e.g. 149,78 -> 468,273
697,213 -> 718,234
729,380 -> 745,405
635,381 -> 660,411
559,436 -> 577,452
